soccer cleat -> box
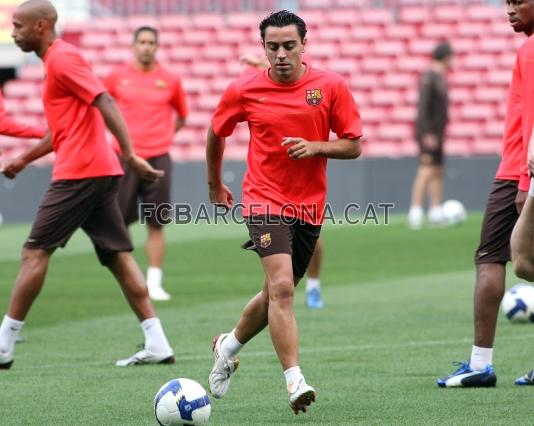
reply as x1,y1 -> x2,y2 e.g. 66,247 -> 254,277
115,348 -> 175,367
288,377 -> 316,414
0,349 -> 14,370
148,285 -> 171,301
437,362 -> 496,388
208,334 -> 239,398
306,288 -> 324,309
515,369 -> 534,385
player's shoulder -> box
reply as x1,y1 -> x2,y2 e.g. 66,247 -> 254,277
46,40 -> 84,68
228,71 -> 265,95
308,66 -> 348,88
519,36 -> 534,57
156,63 -> 182,81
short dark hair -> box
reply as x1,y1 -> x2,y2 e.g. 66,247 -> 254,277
133,26 -> 158,43
432,42 -> 453,61
259,10 -> 307,42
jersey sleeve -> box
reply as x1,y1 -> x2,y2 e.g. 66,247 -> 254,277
211,81 -> 245,137
103,68 -> 118,98
329,77 -> 363,139
171,76 -> 188,119
52,51 -> 106,105
520,42 -> 534,188
0,91 -> 46,139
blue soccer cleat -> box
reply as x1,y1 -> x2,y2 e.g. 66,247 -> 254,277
437,362 -> 496,388
306,288 -> 324,309
515,369 -> 534,385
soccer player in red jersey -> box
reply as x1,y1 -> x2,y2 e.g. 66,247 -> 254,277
206,11 -> 362,413
0,0 -> 174,369
104,26 -> 188,302
509,0 -> 534,385
437,0 -> 533,387
0,90 -> 46,140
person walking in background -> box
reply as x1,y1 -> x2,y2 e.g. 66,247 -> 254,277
104,26 -> 188,302
408,42 -> 453,229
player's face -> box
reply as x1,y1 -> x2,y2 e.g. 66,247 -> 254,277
134,31 -> 158,66
11,9 -> 41,52
507,0 -> 534,35
263,24 -> 306,83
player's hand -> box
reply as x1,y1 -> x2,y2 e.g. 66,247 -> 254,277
516,190 -> 528,214
528,148 -> 534,177
282,137 -> 318,159
1,157 -> 26,179
208,182 -> 234,209
127,155 -> 164,183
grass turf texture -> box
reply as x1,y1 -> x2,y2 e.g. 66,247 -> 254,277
1,215 -> 534,425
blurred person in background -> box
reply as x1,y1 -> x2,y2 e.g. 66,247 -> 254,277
408,42 -> 453,229
104,26 -> 188,302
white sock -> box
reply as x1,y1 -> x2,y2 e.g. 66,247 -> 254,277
146,267 -> 163,289
141,317 -> 171,354
0,315 -> 24,353
428,205 -> 443,223
284,366 -> 303,386
221,329 -> 244,359
469,345 -> 493,370
306,278 -> 320,293
408,206 -> 423,229
529,178 -> 534,198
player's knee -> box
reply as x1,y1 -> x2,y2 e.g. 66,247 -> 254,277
20,248 -> 49,269
513,256 -> 534,282
268,278 -> 294,304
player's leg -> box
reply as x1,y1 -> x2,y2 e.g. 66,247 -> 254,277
81,177 -> 173,366
305,238 -> 324,308
142,154 -> 172,301
437,180 -> 518,388
0,248 -> 52,368
408,154 -> 434,229
427,165 -> 444,225
0,179 -> 97,369
511,190 -> 534,280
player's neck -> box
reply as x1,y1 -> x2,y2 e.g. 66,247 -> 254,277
37,33 -> 58,60
270,62 -> 306,84
431,61 -> 447,75
134,61 -> 157,72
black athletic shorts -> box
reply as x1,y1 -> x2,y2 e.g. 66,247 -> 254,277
24,176 -> 133,265
242,215 -> 321,279
474,179 -> 519,265
118,153 -> 172,227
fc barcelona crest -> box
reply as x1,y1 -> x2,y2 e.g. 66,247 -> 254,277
260,233 -> 271,248
306,89 -> 323,106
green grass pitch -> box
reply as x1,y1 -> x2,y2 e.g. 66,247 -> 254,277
1,215 -> 534,425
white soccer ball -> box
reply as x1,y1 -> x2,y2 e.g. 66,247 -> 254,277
154,378 -> 211,426
501,284 -> 534,323
441,199 -> 467,225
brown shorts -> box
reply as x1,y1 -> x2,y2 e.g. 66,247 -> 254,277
118,153 -> 172,227
474,179 -> 519,265
417,134 -> 444,166
24,176 -> 133,265
243,215 -> 321,279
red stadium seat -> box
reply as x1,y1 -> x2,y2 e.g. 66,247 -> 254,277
384,24 -> 417,41
326,9 -> 360,26
396,56 -> 428,72
373,40 -> 406,57
339,41 -> 369,58
361,57 -> 393,73
361,9 -> 392,25
420,23 -> 455,39
460,104 -> 496,120
466,5 -> 502,22
3,81 -> 40,98
317,26 -> 350,41
383,73 -> 416,89
399,6 -> 431,24
192,14 -> 224,30
432,6 -> 462,23
370,90 -> 403,106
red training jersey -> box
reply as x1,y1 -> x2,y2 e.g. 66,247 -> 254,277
212,64 -> 363,225
104,63 -> 188,159
42,39 -> 123,181
496,35 -> 534,191
0,90 -> 46,139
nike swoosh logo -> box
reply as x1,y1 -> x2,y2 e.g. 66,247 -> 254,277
256,97 -> 267,103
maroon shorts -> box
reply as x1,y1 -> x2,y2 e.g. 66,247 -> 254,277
243,215 -> 321,279
24,176 -> 133,265
416,134 -> 444,166
118,153 -> 172,227
474,179 -> 519,265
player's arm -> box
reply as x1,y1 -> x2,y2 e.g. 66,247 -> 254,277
282,137 -> 361,159
0,112 -> 46,139
92,92 -> 163,183
2,132 -> 52,179
175,116 -> 186,133
206,125 -> 233,208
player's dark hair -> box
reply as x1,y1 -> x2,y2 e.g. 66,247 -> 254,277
133,26 -> 159,43
259,10 -> 307,42
432,42 -> 453,61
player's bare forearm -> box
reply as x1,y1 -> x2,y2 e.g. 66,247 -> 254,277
283,137 -> 361,160
2,132 -> 52,178
93,92 -> 134,160
206,126 -> 225,186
